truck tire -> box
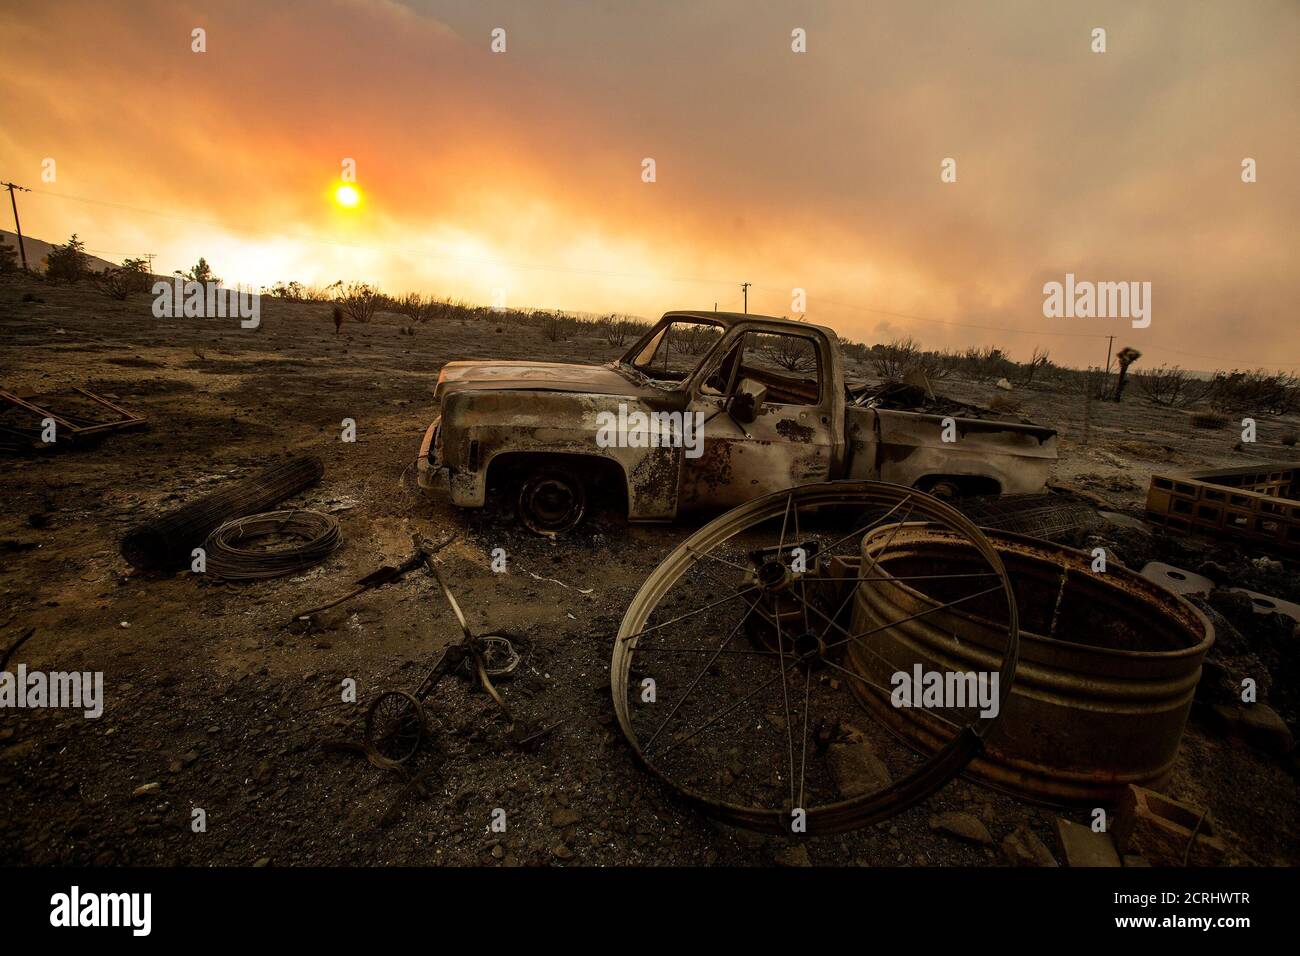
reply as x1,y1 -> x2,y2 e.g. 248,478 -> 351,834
516,467 -> 587,536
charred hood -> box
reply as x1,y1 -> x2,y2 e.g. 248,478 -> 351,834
434,360 -> 671,403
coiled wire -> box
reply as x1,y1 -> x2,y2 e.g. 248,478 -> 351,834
203,509 -> 342,581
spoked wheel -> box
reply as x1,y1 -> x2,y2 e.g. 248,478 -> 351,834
476,634 -> 521,677
611,480 -> 1020,836
517,469 -> 587,536
364,690 -> 428,768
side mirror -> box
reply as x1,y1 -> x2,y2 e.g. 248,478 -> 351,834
730,378 -> 767,424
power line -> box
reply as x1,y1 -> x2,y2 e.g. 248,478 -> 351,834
754,286 -> 1298,370
781,290 -> 1112,340
24,186 -> 1298,371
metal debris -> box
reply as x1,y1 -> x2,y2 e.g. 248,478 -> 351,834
321,535 -> 545,826
612,480 -> 1021,835
956,493 -> 1101,541
1140,561 -> 1216,596
851,526 -> 1215,804
0,386 -> 145,451
1141,561 -> 1300,625
288,532 -> 457,624
203,510 -> 341,581
121,456 -> 324,571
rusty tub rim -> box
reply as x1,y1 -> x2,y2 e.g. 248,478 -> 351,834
859,522 -> 1215,663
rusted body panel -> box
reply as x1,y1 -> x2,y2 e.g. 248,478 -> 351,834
417,311 -> 1058,522
423,388 -> 681,519
845,406 -> 1057,495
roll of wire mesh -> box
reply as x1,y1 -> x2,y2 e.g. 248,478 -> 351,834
121,456 -> 325,570
203,509 -> 342,581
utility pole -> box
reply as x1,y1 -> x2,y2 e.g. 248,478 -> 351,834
144,253 -> 156,277
2,181 -> 31,271
1103,335 -> 1115,400
741,282 -> 751,314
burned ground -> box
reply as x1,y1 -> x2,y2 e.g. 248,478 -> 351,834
1,275 -> 1297,866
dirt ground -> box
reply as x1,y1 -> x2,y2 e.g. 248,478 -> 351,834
2,274 -> 1297,867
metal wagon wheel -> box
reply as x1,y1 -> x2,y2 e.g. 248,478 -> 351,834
611,480 -> 1020,836
364,690 -> 428,768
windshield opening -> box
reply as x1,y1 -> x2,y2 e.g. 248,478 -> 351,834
625,318 -> 725,386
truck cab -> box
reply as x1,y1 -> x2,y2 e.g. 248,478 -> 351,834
417,311 -> 1057,533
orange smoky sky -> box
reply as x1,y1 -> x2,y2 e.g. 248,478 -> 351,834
1,0 -> 1296,369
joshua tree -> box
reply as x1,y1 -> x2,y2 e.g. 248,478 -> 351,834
1113,346 -> 1142,402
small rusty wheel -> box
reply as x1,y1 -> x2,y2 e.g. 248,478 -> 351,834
364,690 -> 427,766
476,633 -> 521,677
517,469 -> 587,536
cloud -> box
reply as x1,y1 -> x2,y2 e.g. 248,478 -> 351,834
1,0 -> 1296,368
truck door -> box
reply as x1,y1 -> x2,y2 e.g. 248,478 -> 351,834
679,327 -> 836,512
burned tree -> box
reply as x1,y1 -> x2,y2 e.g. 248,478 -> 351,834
1113,346 -> 1142,402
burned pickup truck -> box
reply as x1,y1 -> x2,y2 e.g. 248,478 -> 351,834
417,311 -> 1057,533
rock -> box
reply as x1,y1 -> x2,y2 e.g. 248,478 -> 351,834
827,740 -> 892,798
131,782 -> 161,798
491,844 -> 505,859
311,608 -> 349,632
1054,818 -> 1120,867
1196,560 -> 1232,583
995,378 -> 1013,391
0,739 -> 40,762
1112,785 -> 1227,867
929,811 -> 993,845
551,843 -> 574,861
773,844 -> 811,867
550,807 -> 583,828
253,856 -> 271,867
1210,703 -> 1294,754
711,821 -> 766,849
1238,704 -> 1294,754
1001,825 -> 1058,867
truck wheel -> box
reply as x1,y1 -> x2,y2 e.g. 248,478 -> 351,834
925,479 -> 962,501
517,468 -> 587,535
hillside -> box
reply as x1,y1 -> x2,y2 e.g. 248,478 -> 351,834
0,228 -> 118,273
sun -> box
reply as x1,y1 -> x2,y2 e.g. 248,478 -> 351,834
334,183 -> 361,208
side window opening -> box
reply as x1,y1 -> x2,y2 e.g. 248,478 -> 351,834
728,331 -> 823,406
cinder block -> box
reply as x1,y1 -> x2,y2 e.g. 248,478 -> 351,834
1112,784 -> 1226,867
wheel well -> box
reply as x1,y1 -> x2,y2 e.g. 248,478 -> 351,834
914,474 -> 1002,499
486,452 -> 629,510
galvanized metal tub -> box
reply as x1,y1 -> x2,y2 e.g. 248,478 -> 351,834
847,524 -> 1214,805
